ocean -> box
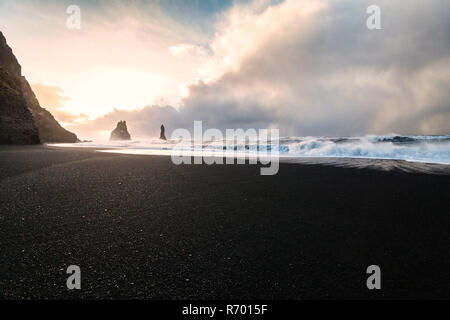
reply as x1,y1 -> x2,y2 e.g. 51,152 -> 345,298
49,134 -> 450,174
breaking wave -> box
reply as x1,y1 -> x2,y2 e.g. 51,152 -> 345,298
279,135 -> 450,164
49,134 -> 450,165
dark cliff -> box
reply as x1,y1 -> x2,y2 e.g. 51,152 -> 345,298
0,67 -> 40,144
0,31 -> 78,144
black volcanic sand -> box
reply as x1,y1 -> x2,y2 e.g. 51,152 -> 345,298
0,145 -> 450,299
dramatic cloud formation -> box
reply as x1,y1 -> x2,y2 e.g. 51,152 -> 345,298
0,0 -> 225,118
76,0 -> 449,140
3,0 -> 450,139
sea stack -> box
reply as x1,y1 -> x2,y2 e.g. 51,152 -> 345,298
0,31 -> 78,144
110,120 -> 131,141
160,124 -> 167,140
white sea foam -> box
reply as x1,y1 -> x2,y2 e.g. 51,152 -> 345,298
49,135 -> 450,165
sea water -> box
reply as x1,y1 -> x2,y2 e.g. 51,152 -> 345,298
50,134 -> 450,166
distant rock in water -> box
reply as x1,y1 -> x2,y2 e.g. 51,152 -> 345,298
160,124 -> 167,140
379,136 -> 416,143
110,121 -> 132,141
0,31 -> 78,144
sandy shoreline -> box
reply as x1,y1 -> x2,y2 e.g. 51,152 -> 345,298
1,145 -> 450,299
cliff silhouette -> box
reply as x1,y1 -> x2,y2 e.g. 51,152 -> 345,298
0,31 -> 78,144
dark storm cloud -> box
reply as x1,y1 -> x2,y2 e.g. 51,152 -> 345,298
79,0 -> 450,139
176,0 -> 450,136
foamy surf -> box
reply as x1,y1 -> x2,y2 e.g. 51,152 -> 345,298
49,134 -> 450,166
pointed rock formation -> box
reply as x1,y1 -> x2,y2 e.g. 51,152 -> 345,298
0,31 -> 78,144
160,124 -> 167,140
110,120 -> 131,141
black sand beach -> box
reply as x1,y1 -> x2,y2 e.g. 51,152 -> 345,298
1,145 -> 450,299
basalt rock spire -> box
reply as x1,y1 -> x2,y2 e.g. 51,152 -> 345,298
110,120 -> 132,141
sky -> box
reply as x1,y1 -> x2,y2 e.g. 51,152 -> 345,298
0,0 -> 449,140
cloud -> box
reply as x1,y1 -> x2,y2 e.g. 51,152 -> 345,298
19,0 -> 450,139
31,83 -> 89,123
175,0 -> 450,136
1,0 -> 223,117
169,44 -> 210,59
